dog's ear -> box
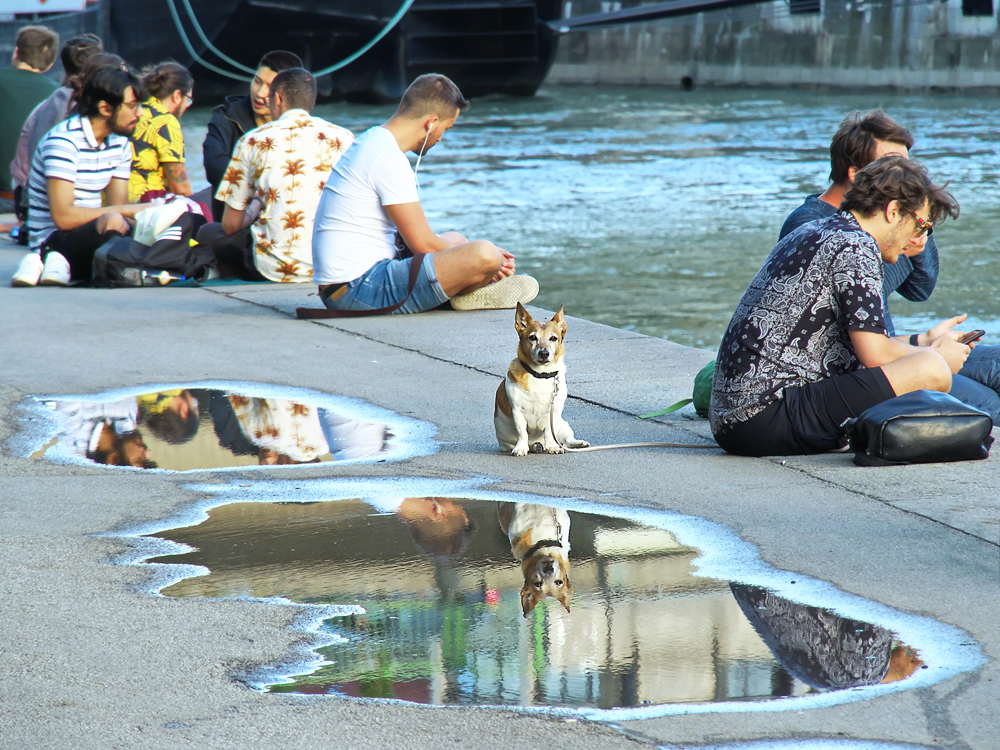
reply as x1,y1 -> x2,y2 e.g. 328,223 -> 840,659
552,305 -> 567,337
515,302 -> 532,335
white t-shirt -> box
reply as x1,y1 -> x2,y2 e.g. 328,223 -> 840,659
311,126 -> 419,284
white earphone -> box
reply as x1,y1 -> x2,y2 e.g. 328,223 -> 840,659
413,121 -> 433,189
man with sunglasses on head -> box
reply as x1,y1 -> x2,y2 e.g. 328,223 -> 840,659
780,109 -> 1000,424
18,66 -> 150,286
711,156 -> 966,456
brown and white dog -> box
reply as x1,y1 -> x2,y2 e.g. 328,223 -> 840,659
498,502 -> 572,616
494,303 -> 589,456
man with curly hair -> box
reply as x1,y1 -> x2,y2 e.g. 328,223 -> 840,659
710,156 -> 967,457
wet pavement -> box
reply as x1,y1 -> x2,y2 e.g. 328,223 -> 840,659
0,234 -> 998,749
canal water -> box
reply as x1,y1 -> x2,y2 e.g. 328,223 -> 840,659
182,86 -> 1000,350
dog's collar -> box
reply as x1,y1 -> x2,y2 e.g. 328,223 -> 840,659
525,539 -> 563,557
518,359 -> 558,379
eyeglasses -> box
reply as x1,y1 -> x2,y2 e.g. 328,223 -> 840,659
120,99 -> 143,113
904,209 -> 934,237
184,93 -> 194,106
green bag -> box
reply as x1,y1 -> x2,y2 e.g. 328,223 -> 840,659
638,359 -> 715,419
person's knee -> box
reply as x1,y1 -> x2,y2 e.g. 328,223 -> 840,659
98,212 -> 128,235
468,240 -> 502,275
915,350 -> 952,392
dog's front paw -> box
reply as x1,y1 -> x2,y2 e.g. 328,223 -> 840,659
567,439 -> 590,448
511,441 -> 530,457
544,443 -> 566,454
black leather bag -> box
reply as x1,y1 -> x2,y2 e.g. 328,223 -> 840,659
847,390 -> 994,466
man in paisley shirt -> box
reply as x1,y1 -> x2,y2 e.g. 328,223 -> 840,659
780,109 -> 1000,423
711,156 -> 964,456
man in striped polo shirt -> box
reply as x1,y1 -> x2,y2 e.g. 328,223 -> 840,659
13,66 -> 150,286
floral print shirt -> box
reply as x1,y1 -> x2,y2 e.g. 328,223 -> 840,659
710,212 -> 888,434
216,109 -> 353,282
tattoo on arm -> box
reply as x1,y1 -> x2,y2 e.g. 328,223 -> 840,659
164,162 -> 192,193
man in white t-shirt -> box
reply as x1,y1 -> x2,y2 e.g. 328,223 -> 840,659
312,74 -> 538,313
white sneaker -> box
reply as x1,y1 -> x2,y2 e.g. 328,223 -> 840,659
11,252 -> 44,287
38,251 -> 71,286
450,274 -> 539,311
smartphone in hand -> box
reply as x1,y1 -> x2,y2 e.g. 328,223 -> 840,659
957,329 -> 986,345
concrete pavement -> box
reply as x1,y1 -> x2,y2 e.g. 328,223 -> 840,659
1,238 -> 997,750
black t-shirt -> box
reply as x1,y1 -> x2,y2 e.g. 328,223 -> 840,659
710,212 -> 888,434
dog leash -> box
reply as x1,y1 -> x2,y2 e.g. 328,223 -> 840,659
547,376 -> 718,452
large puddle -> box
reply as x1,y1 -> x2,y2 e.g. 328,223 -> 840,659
21,383 -> 437,471
122,478 -> 983,719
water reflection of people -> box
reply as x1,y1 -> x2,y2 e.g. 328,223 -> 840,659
365,497 -> 474,561
136,389 -> 200,444
52,399 -> 156,468
730,584 -> 923,690
227,395 -> 387,465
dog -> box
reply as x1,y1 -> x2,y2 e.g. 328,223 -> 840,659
494,303 -> 589,456
498,502 -> 572,616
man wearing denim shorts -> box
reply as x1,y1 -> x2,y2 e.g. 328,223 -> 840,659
710,156 -> 970,457
311,74 -> 538,314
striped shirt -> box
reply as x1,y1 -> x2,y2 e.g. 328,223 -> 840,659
27,115 -> 133,251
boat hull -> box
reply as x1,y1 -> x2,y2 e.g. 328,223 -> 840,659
108,0 -> 563,102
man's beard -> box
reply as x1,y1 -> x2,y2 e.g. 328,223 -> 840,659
109,116 -> 136,137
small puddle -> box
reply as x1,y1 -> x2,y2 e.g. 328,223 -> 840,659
19,382 -> 437,471
123,478 -> 983,719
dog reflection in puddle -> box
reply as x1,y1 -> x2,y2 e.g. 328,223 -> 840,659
498,502 -> 572,616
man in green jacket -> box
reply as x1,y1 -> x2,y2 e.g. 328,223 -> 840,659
0,25 -> 59,208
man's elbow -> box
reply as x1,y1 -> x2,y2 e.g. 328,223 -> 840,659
51,213 -> 77,231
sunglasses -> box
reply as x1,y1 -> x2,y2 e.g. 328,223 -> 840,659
904,209 -> 933,237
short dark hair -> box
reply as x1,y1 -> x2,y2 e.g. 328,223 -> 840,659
141,61 -> 193,101
397,74 -> 469,120
69,52 -> 126,104
60,34 -> 102,84
269,67 -> 316,112
830,109 -> 915,185
77,66 -> 146,119
256,50 -> 303,74
840,155 -> 960,226
15,25 -> 60,71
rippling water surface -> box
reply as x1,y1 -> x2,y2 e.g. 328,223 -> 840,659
182,87 -> 1000,349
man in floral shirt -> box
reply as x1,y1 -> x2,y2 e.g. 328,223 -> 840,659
710,156 -> 966,456
203,68 -> 352,282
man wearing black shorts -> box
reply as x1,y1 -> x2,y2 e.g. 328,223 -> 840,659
710,155 -> 966,456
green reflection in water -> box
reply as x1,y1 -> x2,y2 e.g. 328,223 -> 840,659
151,498 -> 913,708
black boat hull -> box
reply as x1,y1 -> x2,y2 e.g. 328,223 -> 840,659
109,0 -> 563,102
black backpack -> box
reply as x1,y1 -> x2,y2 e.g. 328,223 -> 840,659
92,211 -> 216,287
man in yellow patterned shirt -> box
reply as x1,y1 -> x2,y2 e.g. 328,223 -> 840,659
204,67 -> 353,282
129,62 -> 194,203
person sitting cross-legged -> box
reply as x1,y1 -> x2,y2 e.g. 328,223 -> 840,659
198,67 -> 353,282
311,73 -> 538,314
779,108 -> 1000,424
17,66 -> 149,287
710,155 -> 967,457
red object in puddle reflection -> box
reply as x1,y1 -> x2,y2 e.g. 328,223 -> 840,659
486,589 -> 500,605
